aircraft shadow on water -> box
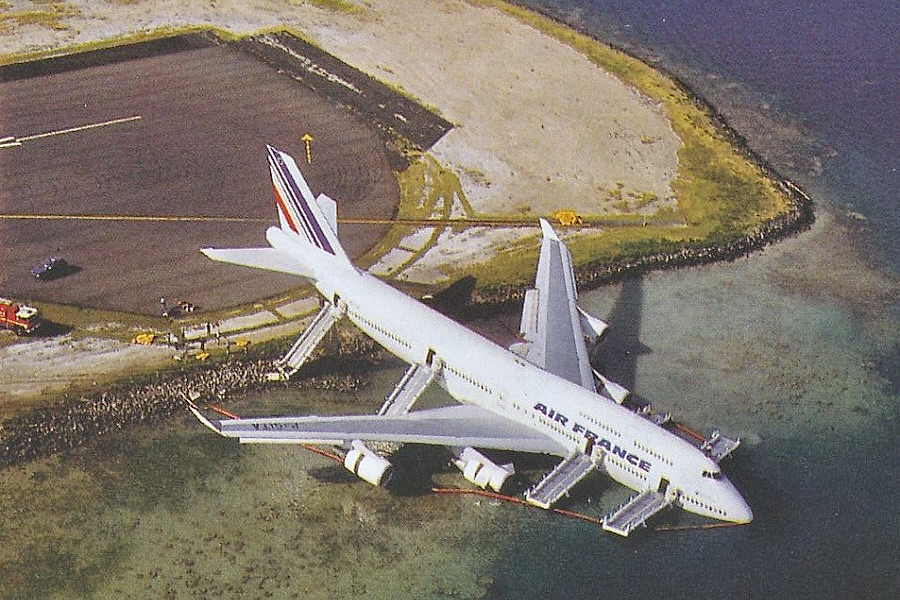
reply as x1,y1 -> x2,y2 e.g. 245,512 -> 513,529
591,276 -> 652,405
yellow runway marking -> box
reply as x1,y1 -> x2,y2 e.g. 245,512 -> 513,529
301,132 -> 314,164
0,213 -> 667,229
0,213 -> 266,224
340,217 -> 542,227
0,214 -> 541,227
3,115 -> 142,147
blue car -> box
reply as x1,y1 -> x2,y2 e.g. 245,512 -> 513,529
31,257 -> 69,280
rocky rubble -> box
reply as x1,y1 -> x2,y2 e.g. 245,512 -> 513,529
0,333 -> 387,468
469,178 -> 814,316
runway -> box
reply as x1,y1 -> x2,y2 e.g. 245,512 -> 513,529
0,33 -> 430,314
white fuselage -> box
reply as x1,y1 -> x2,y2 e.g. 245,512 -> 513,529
273,229 -> 752,524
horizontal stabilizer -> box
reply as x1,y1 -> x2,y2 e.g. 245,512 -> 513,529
200,247 -> 314,279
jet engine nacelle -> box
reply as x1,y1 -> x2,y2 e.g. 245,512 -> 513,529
452,447 -> 514,492
344,440 -> 393,487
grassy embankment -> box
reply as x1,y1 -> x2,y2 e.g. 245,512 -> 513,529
0,1 -> 74,35
357,154 -> 476,272
373,0 -> 795,289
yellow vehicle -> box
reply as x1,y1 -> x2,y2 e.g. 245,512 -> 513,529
549,210 -> 583,226
131,332 -> 156,345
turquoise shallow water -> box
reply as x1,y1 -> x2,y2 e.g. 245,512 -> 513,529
496,1 -> 899,597
487,217 -> 898,598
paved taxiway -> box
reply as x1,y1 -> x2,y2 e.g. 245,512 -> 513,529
0,36 -> 397,314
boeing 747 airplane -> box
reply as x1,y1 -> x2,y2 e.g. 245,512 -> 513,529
189,146 -> 752,535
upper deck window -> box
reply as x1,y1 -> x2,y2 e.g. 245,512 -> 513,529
702,470 -> 722,479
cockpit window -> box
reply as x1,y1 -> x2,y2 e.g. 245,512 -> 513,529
702,470 -> 722,479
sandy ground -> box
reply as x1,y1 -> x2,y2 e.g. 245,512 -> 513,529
0,0 -> 680,404
302,1 -> 679,211
0,334 -> 173,403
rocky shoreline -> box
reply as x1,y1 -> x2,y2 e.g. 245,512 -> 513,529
0,335 -> 386,469
468,177 -> 814,316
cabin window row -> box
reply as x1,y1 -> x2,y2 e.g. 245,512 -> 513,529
681,495 -> 726,517
607,454 -> 648,481
445,365 -> 491,394
352,312 -> 411,350
579,412 -> 622,438
536,415 -> 578,442
633,440 -> 673,466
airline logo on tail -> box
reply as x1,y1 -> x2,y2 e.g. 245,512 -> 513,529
267,144 -> 339,256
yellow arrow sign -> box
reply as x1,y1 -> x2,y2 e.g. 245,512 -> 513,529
301,133 -> 314,164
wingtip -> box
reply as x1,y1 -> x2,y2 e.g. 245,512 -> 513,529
188,404 -> 225,436
199,247 -> 225,262
539,218 -> 559,241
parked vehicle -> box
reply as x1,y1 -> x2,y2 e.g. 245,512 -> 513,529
31,257 -> 70,280
0,298 -> 41,335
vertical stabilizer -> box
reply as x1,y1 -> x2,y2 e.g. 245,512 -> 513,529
266,145 -> 351,265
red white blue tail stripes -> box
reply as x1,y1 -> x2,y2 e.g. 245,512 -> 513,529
267,145 -> 345,260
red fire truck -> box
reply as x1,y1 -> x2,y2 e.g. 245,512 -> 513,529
0,298 -> 42,335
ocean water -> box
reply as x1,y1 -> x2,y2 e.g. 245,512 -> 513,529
1,2 -> 898,598
490,1 -> 899,597
522,0 -> 899,272
488,223 -> 898,598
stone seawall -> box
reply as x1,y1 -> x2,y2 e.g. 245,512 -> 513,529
468,178 -> 814,316
0,336 -> 385,469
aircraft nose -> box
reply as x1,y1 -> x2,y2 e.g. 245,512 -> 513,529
733,496 -> 754,524
727,482 -> 753,523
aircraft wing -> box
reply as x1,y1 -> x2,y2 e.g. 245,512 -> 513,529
515,220 -> 595,389
190,403 -> 567,456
